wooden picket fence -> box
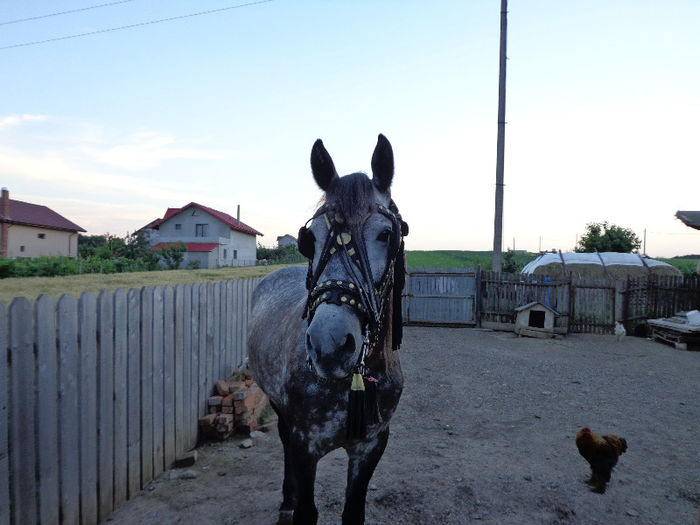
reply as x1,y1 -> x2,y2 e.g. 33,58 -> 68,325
0,278 -> 260,525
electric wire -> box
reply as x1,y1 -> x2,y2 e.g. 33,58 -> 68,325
0,0 -> 273,51
0,1 -> 136,26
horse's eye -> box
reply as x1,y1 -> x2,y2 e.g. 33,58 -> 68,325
376,229 -> 392,243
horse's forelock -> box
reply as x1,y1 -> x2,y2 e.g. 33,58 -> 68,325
325,172 -> 377,225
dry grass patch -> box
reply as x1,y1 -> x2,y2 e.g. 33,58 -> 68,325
0,264 -> 298,305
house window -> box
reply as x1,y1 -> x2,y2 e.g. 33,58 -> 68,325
233,250 -> 238,259
223,249 -> 227,259
195,224 -> 208,237
20,246 -> 25,252
192,209 -> 199,216
37,233 -> 46,239
175,223 -> 182,230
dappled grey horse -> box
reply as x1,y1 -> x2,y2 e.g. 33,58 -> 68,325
248,134 -> 408,524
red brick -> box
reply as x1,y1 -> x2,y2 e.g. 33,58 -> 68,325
215,380 -> 230,396
208,395 -> 223,406
221,406 -> 233,414
221,394 -> 234,407
198,414 -> 218,427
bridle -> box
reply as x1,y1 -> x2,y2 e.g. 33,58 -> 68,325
298,199 -> 408,366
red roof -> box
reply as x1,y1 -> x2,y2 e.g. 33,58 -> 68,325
0,199 -> 85,232
149,202 -> 262,236
151,242 -> 219,252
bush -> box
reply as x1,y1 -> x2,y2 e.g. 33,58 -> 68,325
256,243 -> 305,264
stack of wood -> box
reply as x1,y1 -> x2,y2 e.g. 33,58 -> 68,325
198,373 -> 269,440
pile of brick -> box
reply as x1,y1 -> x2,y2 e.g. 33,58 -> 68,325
198,374 -> 269,440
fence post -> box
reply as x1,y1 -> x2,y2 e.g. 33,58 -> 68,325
475,265 -> 482,328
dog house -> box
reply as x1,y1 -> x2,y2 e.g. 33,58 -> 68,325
514,301 -> 559,338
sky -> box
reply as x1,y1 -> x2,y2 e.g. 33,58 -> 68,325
1,1 -> 699,257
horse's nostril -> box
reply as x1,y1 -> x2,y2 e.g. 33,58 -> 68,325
342,334 -> 355,353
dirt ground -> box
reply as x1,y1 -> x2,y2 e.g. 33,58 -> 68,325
105,327 -> 700,525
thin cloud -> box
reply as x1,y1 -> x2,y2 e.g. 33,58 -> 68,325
73,130 -> 228,171
0,114 -> 48,129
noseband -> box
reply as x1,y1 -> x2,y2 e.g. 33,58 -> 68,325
298,200 -> 408,356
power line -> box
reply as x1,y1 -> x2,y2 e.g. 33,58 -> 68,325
0,0 -> 136,26
0,0 -> 273,51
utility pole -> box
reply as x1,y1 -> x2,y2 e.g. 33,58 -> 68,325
492,0 -> 508,272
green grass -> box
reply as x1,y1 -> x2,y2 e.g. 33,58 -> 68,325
0,264 -> 299,305
658,258 -> 700,276
405,250 -> 537,271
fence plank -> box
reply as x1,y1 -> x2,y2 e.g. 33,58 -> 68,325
182,284 -> 195,450
174,285 -> 186,456
113,289 -> 128,507
0,303 -> 8,525
198,284 -> 208,416
213,282 -> 221,381
151,287 -> 164,477
96,291 -> 115,520
9,297 -> 37,525
57,294 -> 80,525
162,286 -> 176,469
206,283 -> 215,391
189,284 -> 201,448
235,280 -> 243,368
225,281 -> 233,373
79,292 -> 98,524
34,295 -> 59,525
139,287 -> 153,488
126,289 -> 141,496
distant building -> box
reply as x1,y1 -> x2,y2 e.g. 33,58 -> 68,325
143,202 -> 262,268
0,188 -> 85,258
277,234 -> 297,248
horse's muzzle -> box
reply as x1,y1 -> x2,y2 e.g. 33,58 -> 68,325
305,304 -> 362,379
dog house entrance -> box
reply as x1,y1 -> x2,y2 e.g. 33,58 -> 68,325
528,310 -> 546,328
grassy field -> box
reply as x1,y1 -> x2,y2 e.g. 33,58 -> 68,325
0,264 -> 295,305
1,252 -> 696,305
405,250 -> 538,271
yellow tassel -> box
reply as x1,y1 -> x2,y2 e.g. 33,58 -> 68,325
351,373 -> 365,391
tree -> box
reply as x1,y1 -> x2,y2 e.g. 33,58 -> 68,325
575,222 -> 641,253
155,242 -> 187,270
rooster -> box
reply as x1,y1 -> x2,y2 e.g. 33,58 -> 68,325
614,322 -> 626,341
575,427 -> 627,493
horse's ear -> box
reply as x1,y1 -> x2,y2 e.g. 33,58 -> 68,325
311,139 -> 338,191
371,134 -> 394,193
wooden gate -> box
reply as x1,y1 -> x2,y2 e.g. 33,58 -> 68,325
402,268 -> 477,325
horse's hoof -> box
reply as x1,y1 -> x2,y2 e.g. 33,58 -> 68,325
277,509 -> 294,524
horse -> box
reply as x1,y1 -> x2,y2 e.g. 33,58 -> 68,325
247,134 -> 409,525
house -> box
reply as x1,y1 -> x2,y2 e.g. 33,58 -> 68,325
0,188 -> 86,258
145,202 -> 262,269
276,234 -> 297,248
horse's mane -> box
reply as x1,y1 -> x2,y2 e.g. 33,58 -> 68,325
323,172 -> 378,226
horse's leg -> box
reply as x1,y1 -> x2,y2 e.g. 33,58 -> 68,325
273,403 -> 297,521
287,437 -> 319,525
341,427 -> 390,525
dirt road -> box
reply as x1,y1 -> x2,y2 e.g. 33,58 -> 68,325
105,327 -> 700,525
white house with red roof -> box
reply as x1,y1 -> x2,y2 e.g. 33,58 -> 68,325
145,202 -> 262,268
0,188 -> 86,258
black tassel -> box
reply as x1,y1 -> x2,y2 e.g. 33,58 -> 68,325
347,373 -> 366,439
364,377 -> 380,426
